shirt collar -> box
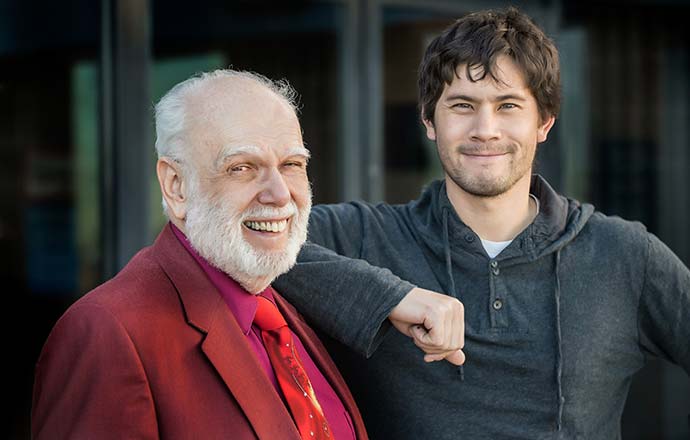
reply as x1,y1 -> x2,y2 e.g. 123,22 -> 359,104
169,223 -> 274,335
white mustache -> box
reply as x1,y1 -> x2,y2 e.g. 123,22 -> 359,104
240,203 -> 297,221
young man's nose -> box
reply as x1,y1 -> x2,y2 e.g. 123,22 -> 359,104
257,168 -> 291,207
469,108 -> 501,142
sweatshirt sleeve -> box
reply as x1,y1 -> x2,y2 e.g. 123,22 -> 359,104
274,203 -> 416,357
637,232 -> 690,374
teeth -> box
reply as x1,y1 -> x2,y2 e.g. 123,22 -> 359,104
243,219 -> 288,232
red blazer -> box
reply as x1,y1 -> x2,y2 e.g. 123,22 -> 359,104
32,225 -> 368,440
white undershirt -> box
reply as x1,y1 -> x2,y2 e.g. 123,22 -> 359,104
478,194 -> 540,259
480,238 -> 514,259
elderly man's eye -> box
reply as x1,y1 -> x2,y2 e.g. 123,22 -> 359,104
229,164 -> 252,173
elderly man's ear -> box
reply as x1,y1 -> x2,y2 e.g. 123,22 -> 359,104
157,157 -> 188,222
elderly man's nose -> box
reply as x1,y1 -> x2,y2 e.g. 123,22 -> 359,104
258,169 -> 291,206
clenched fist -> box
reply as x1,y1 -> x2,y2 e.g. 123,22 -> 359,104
389,287 -> 465,365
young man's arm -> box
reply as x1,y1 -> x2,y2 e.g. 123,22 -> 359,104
638,232 -> 690,373
275,203 -> 464,363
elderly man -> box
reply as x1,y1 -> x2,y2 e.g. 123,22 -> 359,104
31,70 -> 464,439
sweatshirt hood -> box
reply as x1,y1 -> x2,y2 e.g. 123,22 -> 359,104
407,175 -> 595,263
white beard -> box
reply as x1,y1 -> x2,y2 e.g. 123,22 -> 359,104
184,187 -> 311,293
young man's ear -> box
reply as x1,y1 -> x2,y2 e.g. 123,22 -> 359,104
537,115 -> 556,143
422,115 -> 437,141
157,157 -> 188,222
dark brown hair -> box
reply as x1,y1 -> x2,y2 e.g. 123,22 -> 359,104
418,7 -> 560,123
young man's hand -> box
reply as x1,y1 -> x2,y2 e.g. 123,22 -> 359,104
389,287 -> 465,365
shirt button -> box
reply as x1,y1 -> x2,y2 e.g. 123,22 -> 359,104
464,234 -> 475,243
492,299 -> 503,310
490,260 -> 498,268
492,267 -> 500,276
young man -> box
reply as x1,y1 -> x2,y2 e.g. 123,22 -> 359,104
31,70 -> 464,439
274,7 -> 690,439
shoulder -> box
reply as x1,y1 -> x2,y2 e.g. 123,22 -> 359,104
308,201 -> 410,238
582,210 -> 649,247
311,179 -> 440,219
571,210 -> 657,284
91,247 -> 172,307
53,246 -> 179,338
311,200 -> 404,220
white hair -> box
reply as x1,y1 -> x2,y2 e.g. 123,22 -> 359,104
153,69 -> 300,217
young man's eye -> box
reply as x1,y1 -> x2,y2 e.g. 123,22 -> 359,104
500,103 -> 518,110
453,103 -> 472,110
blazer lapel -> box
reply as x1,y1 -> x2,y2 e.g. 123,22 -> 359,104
201,305 -> 301,439
152,225 -> 301,440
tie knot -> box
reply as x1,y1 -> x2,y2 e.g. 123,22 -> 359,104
253,295 -> 287,331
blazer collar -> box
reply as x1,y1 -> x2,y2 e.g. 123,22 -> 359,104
152,224 -> 301,440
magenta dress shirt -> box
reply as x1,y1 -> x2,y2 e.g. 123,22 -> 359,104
172,224 -> 355,439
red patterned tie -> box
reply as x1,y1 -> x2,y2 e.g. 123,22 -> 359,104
253,295 -> 332,440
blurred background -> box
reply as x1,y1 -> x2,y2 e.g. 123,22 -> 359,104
2,0 -> 689,438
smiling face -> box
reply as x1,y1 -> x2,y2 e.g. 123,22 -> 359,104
178,77 -> 311,292
423,55 -> 555,199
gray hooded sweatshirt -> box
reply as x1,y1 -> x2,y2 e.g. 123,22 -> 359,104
274,175 -> 690,439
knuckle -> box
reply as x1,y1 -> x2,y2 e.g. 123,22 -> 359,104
442,302 -> 454,315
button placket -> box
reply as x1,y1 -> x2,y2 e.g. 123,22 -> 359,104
488,259 -> 508,328
490,259 -> 500,276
